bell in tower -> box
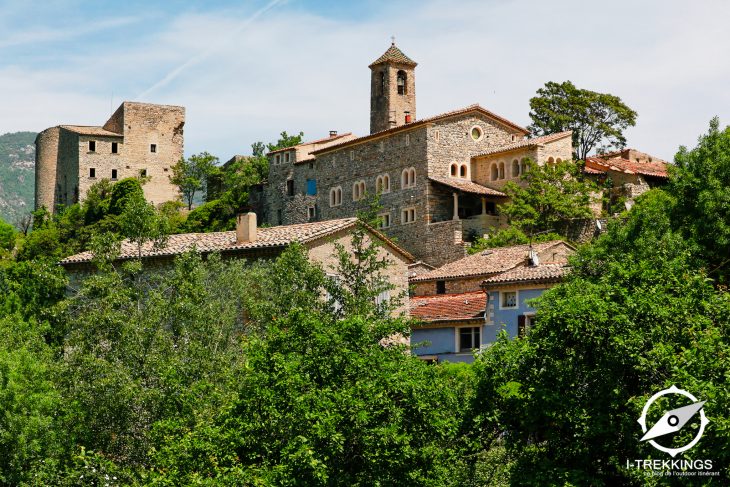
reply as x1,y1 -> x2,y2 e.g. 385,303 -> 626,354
369,40 -> 417,134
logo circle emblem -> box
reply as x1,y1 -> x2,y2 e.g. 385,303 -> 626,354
638,385 -> 709,457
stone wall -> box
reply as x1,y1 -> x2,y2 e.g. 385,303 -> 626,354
56,129 -> 79,207
370,63 -> 416,134
412,276 -> 485,296
34,127 -> 60,210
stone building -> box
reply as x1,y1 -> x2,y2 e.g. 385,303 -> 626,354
35,101 -> 184,211
263,42 -> 573,266
409,240 -> 574,363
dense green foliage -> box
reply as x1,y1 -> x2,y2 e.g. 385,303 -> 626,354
529,81 -> 638,159
0,131 -> 36,224
170,152 -> 219,210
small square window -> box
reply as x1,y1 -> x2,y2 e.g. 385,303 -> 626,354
378,213 -> 391,229
309,162 -> 314,170
436,280 -> 446,294
458,327 -> 481,352
501,291 -> 517,308
140,169 -> 147,178
308,206 -> 316,220
88,140 -> 96,152
111,142 -> 118,154
111,169 -> 118,180
89,167 -> 96,178
150,144 -> 157,153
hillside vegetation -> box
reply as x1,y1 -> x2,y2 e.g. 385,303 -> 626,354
0,131 -> 36,224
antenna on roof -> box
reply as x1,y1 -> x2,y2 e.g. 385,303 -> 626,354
391,35 -> 396,46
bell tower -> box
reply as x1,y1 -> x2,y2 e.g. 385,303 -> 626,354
369,40 -> 417,134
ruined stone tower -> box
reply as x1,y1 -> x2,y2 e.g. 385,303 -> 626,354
369,42 -> 417,134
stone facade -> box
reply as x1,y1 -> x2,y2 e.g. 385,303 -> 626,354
35,102 -> 184,211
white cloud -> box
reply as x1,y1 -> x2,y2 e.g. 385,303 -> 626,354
2,0 -> 729,162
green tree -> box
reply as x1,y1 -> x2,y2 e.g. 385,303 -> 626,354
468,226 -> 562,254
169,152 -> 219,210
265,130 -> 304,152
119,192 -> 169,260
528,80 -> 638,160
498,159 -> 598,237
108,177 -> 145,215
0,217 -> 16,252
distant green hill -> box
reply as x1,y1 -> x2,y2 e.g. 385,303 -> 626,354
0,131 -> 36,224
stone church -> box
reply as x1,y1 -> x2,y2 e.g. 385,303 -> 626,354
263,42 -> 572,266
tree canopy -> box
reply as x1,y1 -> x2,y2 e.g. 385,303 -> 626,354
529,80 -> 638,160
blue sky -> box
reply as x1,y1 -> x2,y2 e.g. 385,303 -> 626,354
2,0 -> 729,161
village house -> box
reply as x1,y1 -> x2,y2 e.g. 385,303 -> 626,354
409,240 -> 574,363
59,214 -> 414,311
35,102 -> 184,212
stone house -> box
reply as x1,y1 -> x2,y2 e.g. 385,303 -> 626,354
35,102 -> 184,212
262,43 -> 574,267
59,214 -> 414,312
409,240 -> 574,363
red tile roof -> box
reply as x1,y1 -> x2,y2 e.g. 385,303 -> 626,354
472,131 -> 573,158
429,176 -> 506,196
585,155 -> 669,179
480,263 -> 568,288
266,132 -> 355,155
411,240 -> 571,282
60,125 -> 122,137
583,165 -> 606,175
310,104 -> 529,156
60,218 -> 414,265
410,291 -> 486,323
369,43 -> 418,68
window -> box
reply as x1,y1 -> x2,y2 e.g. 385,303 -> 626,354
501,290 -> 518,309
350,150 -> 354,161
306,179 -> 317,196
547,156 -> 555,164
436,280 -> 446,294
401,207 -> 416,224
140,169 -> 147,178
376,174 -> 390,193
401,167 -> 416,189
434,130 -> 440,142
396,70 -> 406,95
329,187 -> 342,207
511,134 -> 516,142
512,159 -> 520,177
275,154 -> 281,165
491,164 -> 499,181
88,140 -> 96,152
520,158 -> 529,175
518,314 -> 534,338
379,71 -> 385,95
450,163 -> 458,177
277,209 -> 283,224
405,134 -> 410,146
111,142 -> 118,154
284,152 -> 290,163
458,326 -> 481,352
286,179 -> 294,196
498,162 -> 505,179
150,144 -> 157,153
460,164 -> 467,178
352,180 -> 366,201
379,140 -> 384,152
111,169 -> 118,180
89,167 -> 96,178
556,158 -> 562,163
470,126 -> 483,141
308,206 -> 316,220
309,162 -> 314,169
378,212 -> 391,229
375,290 -> 390,306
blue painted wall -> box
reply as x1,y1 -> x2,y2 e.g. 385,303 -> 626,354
487,288 -> 546,340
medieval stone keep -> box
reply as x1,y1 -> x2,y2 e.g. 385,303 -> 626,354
262,43 -> 573,266
35,101 -> 184,211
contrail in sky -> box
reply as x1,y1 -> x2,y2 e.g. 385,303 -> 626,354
136,0 -> 285,99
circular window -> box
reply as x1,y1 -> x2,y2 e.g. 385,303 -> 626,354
470,126 -> 483,141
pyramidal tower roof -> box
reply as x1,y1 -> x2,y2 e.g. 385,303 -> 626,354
369,42 -> 418,68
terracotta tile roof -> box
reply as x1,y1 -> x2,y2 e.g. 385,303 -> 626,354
267,132 -> 354,155
310,104 -> 529,156
480,263 -> 568,288
411,240 -> 570,282
472,131 -> 573,158
293,157 -> 316,165
60,125 -> 122,137
429,176 -> 506,196
583,165 -> 606,175
60,217 -> 414,265
410,291 -> 486,323
585,155 -> 669,179
369,43 -> 418,68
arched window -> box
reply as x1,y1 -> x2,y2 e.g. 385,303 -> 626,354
352,181 -> 366,201
376,176 -> 383,193
512,159 -> 520,177
556,157 -> 562,163
460,164 -> 467,178
547,157 -> 555,164
401,167 -> 416,188
382,174 -> 390,193
450,163 -> 458,177
520,158 -> 528,175
330,187 -> 342,207
337,187 -> 342,205
491,163 -> 499,181
397,70 -> 406,95
499,162 -> 505,179
409,168 -> 416,186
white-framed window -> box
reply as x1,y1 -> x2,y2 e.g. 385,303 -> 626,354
329,186 -> 342,207
457,326 -> 481,352
376,174 -> 391,193
401,207 -> 416,224
500,290 -> 518,309
470,125 -> 483,141
378,212 -> 391,229
350,150 -> 355,161
405,134 -> 410,146
401,167 -> 416,189
352,180 -> 366,201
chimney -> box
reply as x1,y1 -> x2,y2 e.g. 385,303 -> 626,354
329,130 -> 338,137
236,212 -> 257,243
